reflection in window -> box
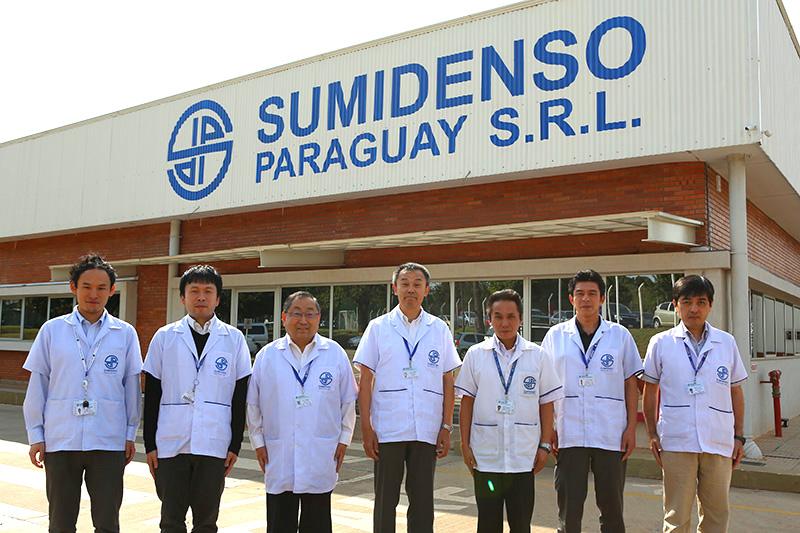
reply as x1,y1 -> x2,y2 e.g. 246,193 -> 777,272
0,299 -> 22,339
237,291 -> 275,356
216,289 -> 232,324
333,285 -> 387,355
106,294 -> 120,318
23,297 -> 48,340
280,286 -> 331,337
390,281 -> 450,326
49,297 -> 74,319
530,279 -> 569,342
454,280 -> 523,344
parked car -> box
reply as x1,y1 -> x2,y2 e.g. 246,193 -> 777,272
653,301 -> 678,327
605,303 -> 654,329
454,332 -> 488,355
237,322 -> 269,352
549,310 -> 574,326
531,308 -> 550,326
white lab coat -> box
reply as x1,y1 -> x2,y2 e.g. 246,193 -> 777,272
22,308 -> 142,452
455,335 -> 563,473
247,334 -> 358,494
541,317 -> 643,452
353,307 -> 461,445
143,315 -> 251,459
642,322 -> 747,457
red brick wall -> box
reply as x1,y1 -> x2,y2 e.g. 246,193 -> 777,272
178,162 -> 710,253
706,170 -> 800,286
135,265 -> 169,356
0,223 -> 171,284
0,351 -> 29,381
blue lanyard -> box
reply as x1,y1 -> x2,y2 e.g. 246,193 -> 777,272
403,338 -> 421,366
580,341 -> 600,370
291,359 -> 314,390
684,343 -> 708,379
492,349 -> 518,397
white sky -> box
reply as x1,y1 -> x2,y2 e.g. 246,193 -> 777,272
1,0 -> 799,144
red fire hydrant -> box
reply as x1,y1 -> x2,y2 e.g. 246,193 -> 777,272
760,370 -> 782,437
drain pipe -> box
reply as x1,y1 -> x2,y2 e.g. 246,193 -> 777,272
166,220 -> 181,321
728,154 -> 762,460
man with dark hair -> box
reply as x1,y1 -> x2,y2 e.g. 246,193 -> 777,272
247,291 -> 358,533
143,264 -> 252,532
23,253 -> 142,533
457,289 -> 562,532
643,275 -> 746,533
541,270 -> 642,533
354,262 -> 460,533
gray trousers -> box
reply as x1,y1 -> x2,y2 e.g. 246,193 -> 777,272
554,447 -> 627,533
373,441 -> 437,533
154,454 -> 226,533
44,450 -> 126,533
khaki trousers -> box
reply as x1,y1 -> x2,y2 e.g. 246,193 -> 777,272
661,451 -> 732,533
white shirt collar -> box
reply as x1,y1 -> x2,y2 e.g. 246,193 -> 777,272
288,334 -> 317,359
492,334 -> 519,359
186,314 -> 216,335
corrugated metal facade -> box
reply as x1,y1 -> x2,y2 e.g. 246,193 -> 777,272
0,0 -> 771,239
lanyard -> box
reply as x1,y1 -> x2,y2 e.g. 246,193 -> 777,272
684,343 -> 709,380
402,338 -> 421,367
72,323 -> 105,398
291,359 -> 314,392
580,341 -> 600,370
492,349 -> 518,397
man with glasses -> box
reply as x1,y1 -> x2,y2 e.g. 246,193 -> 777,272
354,262 -> 461,533
247,291 -> 358,533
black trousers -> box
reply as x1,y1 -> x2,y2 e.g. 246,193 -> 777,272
154,454 -> 226,533
373,441 -> 437,533
44,450 -> 126,533
554,447 -> 627,533
473,470 -> 535,533
266,491 -> 332,533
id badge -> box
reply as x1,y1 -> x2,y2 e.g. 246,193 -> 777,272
578,374 -> 595,387
295,394 -> 312,408
402,367 -> 418,379
686,381 -> 705,395
73,399 -> 97,416
181,390 -> 195,403
496,398 -> 515,415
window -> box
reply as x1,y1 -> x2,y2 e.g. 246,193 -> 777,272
23,297 -> 48,340
0,299 -> 22,339
237,291 -> 276,356
49,297 -> 74,319
454,280 -> 523,339
216,289 -> 232,324
752,294 -> 764,358
332,284 -> 387,355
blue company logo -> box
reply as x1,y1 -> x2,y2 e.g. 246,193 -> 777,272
428,350 -> 440,365
104,354 -> 119,370
167,100 -> 233,200
215,357 -> 229,372
319,371 -> 333,387
600,353 -> 614,368
523,376 -> 537,391
717,366 -> 729,382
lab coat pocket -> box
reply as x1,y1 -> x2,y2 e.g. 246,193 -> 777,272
514,422 -> 539,459
94,398 -> 126,440
203,401 -> 232,442
43,399 -> 74,441
157,404 -> 192,440
470,423 -> 499,460
707,405 -> 734,447
659,404 -> 692,440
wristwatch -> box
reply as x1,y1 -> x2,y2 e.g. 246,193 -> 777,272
441,423 -> 454,433
734,435 -> 746,445
538,442 -> 552,454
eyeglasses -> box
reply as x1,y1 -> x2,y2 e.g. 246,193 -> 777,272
286,311 -> 320,320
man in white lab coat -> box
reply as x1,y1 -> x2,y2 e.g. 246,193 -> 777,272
541,270 -> 643,533
643,275 -> 747,533
23,253 -> 142,533
457,289 -> 562,533
247,291 -> 358,533
143,265 -> 252,533
354,262 -> 461,533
